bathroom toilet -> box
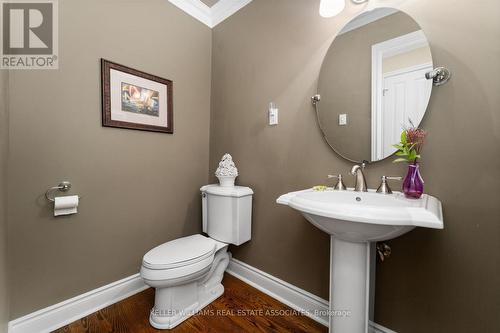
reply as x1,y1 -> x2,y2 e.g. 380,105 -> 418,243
140,184 -> 253,329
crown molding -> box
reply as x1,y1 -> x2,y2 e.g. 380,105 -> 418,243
211,0 -> 252,27
168,0 -> 212,27
168,0 -> 252,28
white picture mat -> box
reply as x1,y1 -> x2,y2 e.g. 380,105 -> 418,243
109,69 -> 168,127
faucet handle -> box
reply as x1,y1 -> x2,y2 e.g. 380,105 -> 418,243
376,176 -> 402,194
327,174 -> 347,191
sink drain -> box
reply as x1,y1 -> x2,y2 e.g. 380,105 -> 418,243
356,197 -> 361,202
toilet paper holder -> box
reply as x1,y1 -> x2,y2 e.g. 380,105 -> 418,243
45,181 -> 75,202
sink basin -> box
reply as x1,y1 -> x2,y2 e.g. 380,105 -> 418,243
277,188 -> 443,333
277,189 -> 443,242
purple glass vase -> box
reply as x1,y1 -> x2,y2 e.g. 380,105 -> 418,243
403,162 -> 424,199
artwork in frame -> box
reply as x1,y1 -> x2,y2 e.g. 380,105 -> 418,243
101,59 -> 173,133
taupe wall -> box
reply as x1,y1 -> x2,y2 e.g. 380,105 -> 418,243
4,0 -> 500,331
319,12 -> 419,162
7,0 -> 212,318
0,69 -> 9,332
210,1 -> 500,332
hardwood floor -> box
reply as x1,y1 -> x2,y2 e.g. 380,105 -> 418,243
53,274 -> 327,333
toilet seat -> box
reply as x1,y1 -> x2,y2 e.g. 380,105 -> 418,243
143,234 -> 216,269
141,234 -> 218,281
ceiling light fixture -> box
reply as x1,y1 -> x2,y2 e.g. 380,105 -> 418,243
319,0 -> 345,18
319,0 -> 369,18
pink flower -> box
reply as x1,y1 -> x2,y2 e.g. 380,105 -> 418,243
406,128 -> 427,154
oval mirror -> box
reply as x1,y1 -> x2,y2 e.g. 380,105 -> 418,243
317,8 -> 433,163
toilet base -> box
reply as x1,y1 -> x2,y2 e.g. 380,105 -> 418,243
149,283 -> 224,329
148,247 -> 230,330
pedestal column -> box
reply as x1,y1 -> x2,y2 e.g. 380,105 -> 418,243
329,236 -> 370,333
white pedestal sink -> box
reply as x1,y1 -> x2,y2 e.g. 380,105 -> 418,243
277,189 -> 443,333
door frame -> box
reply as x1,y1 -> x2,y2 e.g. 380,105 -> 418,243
383,62 -> 433,81
371,30 -> 430,161
380,63 -> 433,158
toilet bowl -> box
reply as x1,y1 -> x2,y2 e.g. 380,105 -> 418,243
140,184 -> 253,329
141,234 -> 231,329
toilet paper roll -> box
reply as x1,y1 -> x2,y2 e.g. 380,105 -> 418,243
54,195 -> 79,216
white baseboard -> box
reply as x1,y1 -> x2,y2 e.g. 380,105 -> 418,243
8,259 -> 396,333
226,258 -> 330,326
8,274 -> 148,333
226,258 -> 396,333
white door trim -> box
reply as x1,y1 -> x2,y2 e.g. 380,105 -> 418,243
383,62 -> 433,80
371,30 -> 430,161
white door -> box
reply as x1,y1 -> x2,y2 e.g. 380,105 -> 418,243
381,65 -> 432,158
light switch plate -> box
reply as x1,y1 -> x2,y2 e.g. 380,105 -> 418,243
269,108 -> 279,125
339,114 -> 347,126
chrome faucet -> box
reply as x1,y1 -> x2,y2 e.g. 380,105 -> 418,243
351,163 -> 368,192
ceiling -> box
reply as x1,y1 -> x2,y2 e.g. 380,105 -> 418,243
168,0 -> 252,28
200,0 -> 219,7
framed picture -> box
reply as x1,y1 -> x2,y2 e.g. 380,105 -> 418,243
101,59 -> 173,133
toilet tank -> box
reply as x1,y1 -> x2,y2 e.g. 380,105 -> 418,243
200,184 -> 253,246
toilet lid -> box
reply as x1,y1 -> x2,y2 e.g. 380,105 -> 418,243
142,234 -> 216,270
